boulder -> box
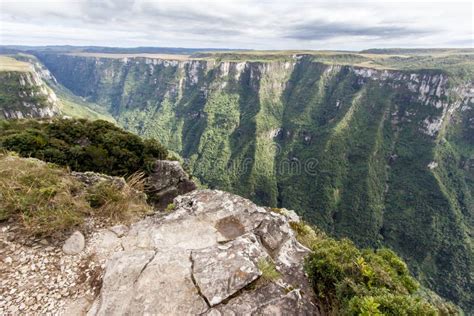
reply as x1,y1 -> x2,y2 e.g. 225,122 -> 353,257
71,171 -> 126,189
145,160 -> 196,209
191,234 -> 267,306
62,231 -> 85,255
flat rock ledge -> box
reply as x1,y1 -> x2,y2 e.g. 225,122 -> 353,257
2,190 -> 320,315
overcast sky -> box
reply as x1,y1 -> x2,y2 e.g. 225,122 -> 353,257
0,0 -> 472,50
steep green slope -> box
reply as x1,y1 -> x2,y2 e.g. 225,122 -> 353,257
13,54 -> 115,122
0,54 -> 115,122
0,56 -> 59,119
37,52 -> 473,311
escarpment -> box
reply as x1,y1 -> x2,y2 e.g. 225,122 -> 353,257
19,52 -> 474,310
0,69 -> 59,119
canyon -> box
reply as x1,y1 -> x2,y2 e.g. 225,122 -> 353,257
1,49 -> 473,311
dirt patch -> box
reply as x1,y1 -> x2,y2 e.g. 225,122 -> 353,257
215,216 -> 245,239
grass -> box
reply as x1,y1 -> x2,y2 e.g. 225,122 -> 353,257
289,221 -> 326,249
164,203 -> 176,213
0,152 -> 89,236
0,56 -> 32,72
59,97 -> 115,122
269,207 -> 284,215
55,84 -> 116,122
85,174 -> 151,222
0,152 -> 152,236
257,257 -> 281,282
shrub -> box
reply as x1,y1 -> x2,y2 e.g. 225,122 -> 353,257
348,293 -> 438,316
291,221 -> 458,315
0,119 -> 168,176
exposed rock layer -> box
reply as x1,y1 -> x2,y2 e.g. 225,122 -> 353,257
82,190 -> 319,315
0,70 -> 59,119
145,160 -> 197,209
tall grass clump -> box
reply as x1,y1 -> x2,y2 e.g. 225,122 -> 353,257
0,153 -> 89,236
0,153 -> 153,236
86,171 -> 152,222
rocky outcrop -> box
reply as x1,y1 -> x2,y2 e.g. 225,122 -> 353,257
145,160 -> 197,208
60,189 -> 319,315
1,189 -> 318,314
71,171 -> 127,189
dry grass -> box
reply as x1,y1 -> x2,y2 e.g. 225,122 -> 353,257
0,56 -> 32,72
0,153 -> 153,236
126,171 -> 147,192
0,153 -> 90,236
86,171 -> 152,222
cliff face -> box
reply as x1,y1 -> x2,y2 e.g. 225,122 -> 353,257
37,53 -> 473,309
0,69 -> 60,119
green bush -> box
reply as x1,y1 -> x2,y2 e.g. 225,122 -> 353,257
294,222 -> 458,315
0,119 -> 167,176
347,294 -> 437,316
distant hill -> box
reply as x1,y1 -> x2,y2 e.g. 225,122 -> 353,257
0,45 -> 245,55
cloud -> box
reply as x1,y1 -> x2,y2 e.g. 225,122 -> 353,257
0,0 -> 472,49
285,21 -> 430,40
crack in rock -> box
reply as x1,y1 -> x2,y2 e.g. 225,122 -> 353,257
189,251 -> 211,308
134,250 -> 157,285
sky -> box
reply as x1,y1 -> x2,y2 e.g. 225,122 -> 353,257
0,0 -> 472,50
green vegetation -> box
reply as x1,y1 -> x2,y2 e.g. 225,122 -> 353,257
257,258 -> 281,282
9,53 -> 116,122
86,181 -> 150,222
0,119 -> 167,176
164,202 -> 176,212
0,152 -> 88,236
291,221 -> 458,315
55,84 -> 115,122
0,152 -> 152,236
0,71 -> 53,119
